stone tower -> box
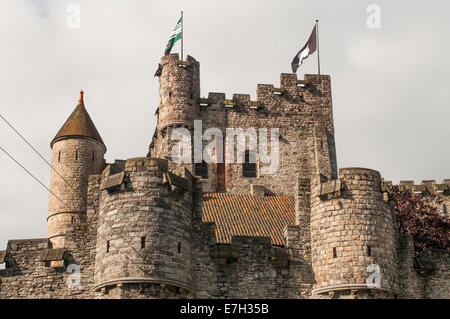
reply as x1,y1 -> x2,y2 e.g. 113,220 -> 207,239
47,91 -> 106,248
310,168 -> 400,298
149,53 -> 200,168
94,158 -> 194,298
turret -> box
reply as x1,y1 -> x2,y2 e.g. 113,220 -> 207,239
94,158 -> 193,298
149,54 -> 200,162
47,91 -> 106,248
310,168 -> 400,298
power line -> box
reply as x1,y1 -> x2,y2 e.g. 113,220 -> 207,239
0,145 -> 72,211
0,113 -> 76,192
0,113 -> 148,265
0,145 -> 150,276
0,112 -> 152,272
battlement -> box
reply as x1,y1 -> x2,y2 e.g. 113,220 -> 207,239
123,157 -> 168,173
160,53 -> 199,68
382,179 -> 450,194
312,167 -> 382,198
199,73 -> 331,113
310,166 -> 399,295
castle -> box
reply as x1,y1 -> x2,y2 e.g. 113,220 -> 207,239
0,54 -> 448,299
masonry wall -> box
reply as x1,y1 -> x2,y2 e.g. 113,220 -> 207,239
310,168 -> 400,298
47,137 -> 105,247
94,158 -> 194,297
197,74 -> 337,196
149,55 -> 338,196
190,179 -> 314,298
0,209 -> 98,298
397,234 -> 450,299
191,235 -> 314,298
1,167 -> 449,299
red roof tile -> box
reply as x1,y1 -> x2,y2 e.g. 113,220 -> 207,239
202,193 -> 295,246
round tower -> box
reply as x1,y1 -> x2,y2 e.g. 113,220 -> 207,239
310,168 -> 400,298
47,91 -> 106,248
94,157 -> 193,298
150,54 -> 200,163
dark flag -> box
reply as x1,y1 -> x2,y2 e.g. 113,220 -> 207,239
154,63 -> 163,77
291,25 -> 317,73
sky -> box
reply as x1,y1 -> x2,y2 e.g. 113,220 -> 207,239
0,0 -> 449,253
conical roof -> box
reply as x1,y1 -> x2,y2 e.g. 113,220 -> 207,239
51,91 -> 105,149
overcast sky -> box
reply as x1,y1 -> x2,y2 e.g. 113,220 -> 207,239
0,0 -> 449,252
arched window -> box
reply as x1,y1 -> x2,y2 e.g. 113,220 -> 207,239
243,150 -> 257,178
195,161 -> 208,179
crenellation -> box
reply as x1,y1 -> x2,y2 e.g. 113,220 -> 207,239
1,54 -> 448,299
383,179 -> 450,195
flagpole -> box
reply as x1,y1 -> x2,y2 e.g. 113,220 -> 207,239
316,19 -> 320,75
181,11 -> 184,61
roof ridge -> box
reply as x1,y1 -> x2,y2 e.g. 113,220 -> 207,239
51,91 -> 105,149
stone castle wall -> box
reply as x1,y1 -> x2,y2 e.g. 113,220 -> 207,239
94,157 -> 194,295
1,162 -> 449,299
149,54 -> 337,196
0,53 -> 448,299
47,137 -> 105,247
310,168 -> 400,297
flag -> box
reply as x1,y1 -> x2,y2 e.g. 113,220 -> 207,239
164,16 -> 182,55
291,25 -> 317,73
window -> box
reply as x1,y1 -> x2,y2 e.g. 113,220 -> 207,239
243,151 -> 257,178
141,237 -> 146,249
75,150 -> 79,160
58,151 -> 61,163
106,241 -> 110,253
178,242 -> 181,254
92,151 -> 95,162
195,161 -> 208,179
367,246 -> 372,257
333,247 -> 337,258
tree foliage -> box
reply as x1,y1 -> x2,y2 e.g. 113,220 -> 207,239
389,186 -> 450,254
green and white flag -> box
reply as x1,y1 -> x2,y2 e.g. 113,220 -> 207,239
164,15 -> 182,55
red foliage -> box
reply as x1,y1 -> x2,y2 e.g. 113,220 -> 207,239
389,186 -> 450,254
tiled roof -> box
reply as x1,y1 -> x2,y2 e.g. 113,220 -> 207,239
51,92 -> 105,148
202,193 -> 295,246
